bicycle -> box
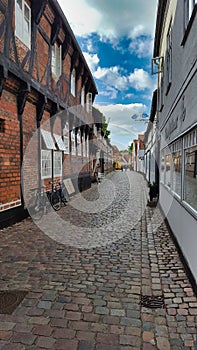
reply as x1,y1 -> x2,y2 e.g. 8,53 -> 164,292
28,182 -> 61,220
57,181 -> 68,206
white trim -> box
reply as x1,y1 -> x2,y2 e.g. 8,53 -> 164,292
41,149 -> 52,179
15,0 -> 31,48
41,129 -> 56,150
54,134 -> 67,151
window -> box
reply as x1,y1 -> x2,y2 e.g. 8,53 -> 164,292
86,92 -> 92,113
63,123 -> 69,154
184,128 -> 197,211
15,0 -> 31,48
71,130 -> 76,156
172,140 -> 182,197
77,131 -> 81,156
83,134 -> 86,157
166,25 -> 172,89
54,151 -> 62,177
165,154 -> 171,188
52,44 -> 62,79
184,0 -> 197,28
71,69 -> 76,96
41,150 -> 52,179
81,86 -> 85,106
159,74 -> 164,110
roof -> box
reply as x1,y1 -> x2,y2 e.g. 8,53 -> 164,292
50,0 -> 98,95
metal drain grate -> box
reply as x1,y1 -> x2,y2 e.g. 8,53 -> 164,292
141,295 -> 164,309
0,291 -> 27,314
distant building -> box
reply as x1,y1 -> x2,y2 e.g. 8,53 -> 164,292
152,0 -> 197,281
132,135 -> 145,173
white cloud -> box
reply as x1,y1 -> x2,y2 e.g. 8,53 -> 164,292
94,103 -> 148,147
82,52 -> 100,73
98,86 -> 119,100
129,37 -> 154,58
94,66 -> 155,93
95,66 -> 128,90
58,0 -> 157,39
128,68 -> 155,91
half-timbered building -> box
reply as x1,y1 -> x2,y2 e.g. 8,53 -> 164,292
0,0 -> 101,227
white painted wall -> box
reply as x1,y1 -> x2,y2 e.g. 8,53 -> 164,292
160,185 -> 197,283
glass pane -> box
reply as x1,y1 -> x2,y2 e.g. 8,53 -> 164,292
160,151 -> 165,183
172,151 -> 181,196
184,145 -> 197,211
16,0 -> 23,38
165,154 -> 171,187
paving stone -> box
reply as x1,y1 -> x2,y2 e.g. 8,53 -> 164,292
36,336 -> 56,348
0,172 -> 196,350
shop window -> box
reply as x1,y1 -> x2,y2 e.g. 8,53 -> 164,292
52,44 -> 62,79
54,151 -> 62,177
15,0 -> 31,48
172,151 -> 182,196
184,146 -> 197,211
165,154 -> 171,188
41,150 -> 52,179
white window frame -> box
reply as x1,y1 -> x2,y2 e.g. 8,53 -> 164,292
41,150 -> 52,179
15,0 -> 31,48
54,151 -> 62,177
52,43 -> 62,79
71,69 -> 76,96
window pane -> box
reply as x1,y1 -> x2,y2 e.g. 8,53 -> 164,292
165,154 -> 171,187
184,145 -> 197,211
16,0 -> 23,39
71,69 -> 76,96
160,151 -> 165,183
41,150 -> 51,178
172,151 -> 181,196
54,152 -> 62,176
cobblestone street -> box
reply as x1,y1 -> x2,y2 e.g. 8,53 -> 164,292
0,171 -> 196,349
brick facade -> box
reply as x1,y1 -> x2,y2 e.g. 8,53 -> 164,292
0,0 -> 102,227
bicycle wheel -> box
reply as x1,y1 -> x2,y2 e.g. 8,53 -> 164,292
28,196 -> 44,220
51,192 -> 61,211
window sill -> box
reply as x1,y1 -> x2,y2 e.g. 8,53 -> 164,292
181,4 -> 197,46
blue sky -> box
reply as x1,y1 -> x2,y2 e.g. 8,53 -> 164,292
58,0 -> 158,149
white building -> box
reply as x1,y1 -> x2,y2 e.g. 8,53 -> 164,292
153,0 -> 197,282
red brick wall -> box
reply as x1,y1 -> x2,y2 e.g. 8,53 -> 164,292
0,89 -> 21,209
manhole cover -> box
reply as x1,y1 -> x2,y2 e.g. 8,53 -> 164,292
141,295 -> 164,309
0,291 -> 27,314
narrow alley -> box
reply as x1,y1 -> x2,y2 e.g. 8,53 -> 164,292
0,171 -> 196,350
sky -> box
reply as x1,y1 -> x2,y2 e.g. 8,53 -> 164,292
58,0 -> 158,150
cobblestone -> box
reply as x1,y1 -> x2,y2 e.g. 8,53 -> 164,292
0,171 -> 196,349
